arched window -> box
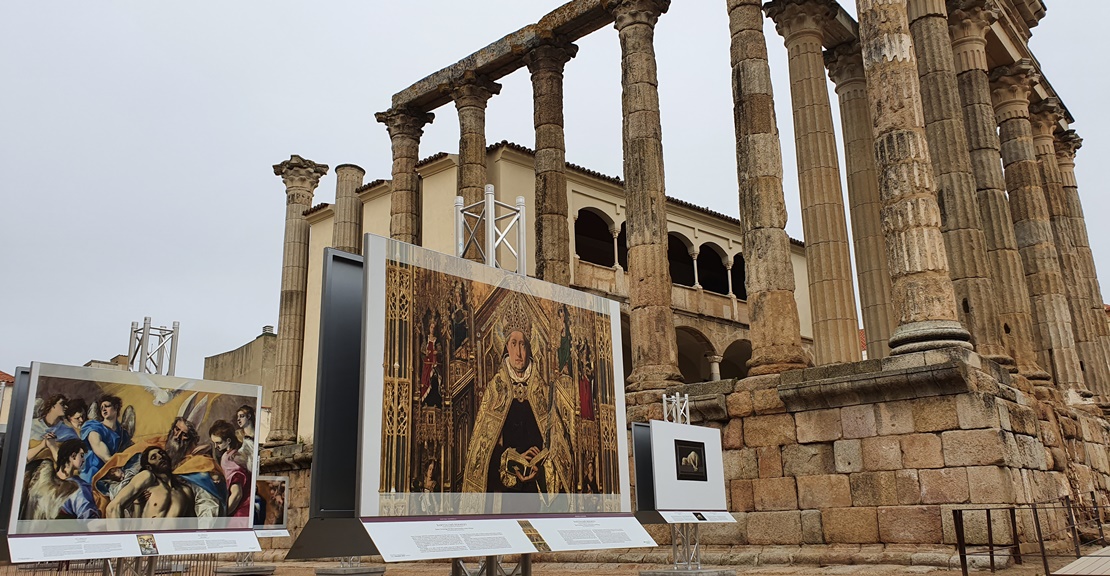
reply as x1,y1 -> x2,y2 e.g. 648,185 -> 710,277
575,209 -> 615,267
668,233 -> 695,287
699,243 -> 729,295
731,253 -> 748,300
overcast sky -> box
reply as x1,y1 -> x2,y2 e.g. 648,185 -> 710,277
2,2 -> 1107,382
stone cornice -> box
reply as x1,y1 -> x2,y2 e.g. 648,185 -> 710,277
273,155 -> 328,193
390,0 -> 613,111
765,0 -> 836,44
824,41 -> 865,89
375,107 -> 435,140
451,72 -> 502,109
603,0 -> 670,30
989,60 -> 1038,122
523,39 -> 579,75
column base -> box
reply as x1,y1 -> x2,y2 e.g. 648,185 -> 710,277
888,320 -> 972,355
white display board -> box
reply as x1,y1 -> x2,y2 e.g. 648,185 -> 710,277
362,518 -> 538,562
8,362 -> 263,561
648,420 -> 728,513
359,235 -> 632,518
527,516 -> 655,551
253,475 -> 289,537
9,529 -> 261,562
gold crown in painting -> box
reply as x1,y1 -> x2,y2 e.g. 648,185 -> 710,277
501,294 -> 532,339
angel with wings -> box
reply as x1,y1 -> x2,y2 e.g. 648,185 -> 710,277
79,395 -> 135,484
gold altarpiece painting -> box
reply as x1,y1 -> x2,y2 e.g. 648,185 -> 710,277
360,236 -> 630,518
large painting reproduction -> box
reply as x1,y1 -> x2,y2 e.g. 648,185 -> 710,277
359,235 -> 630,518
10,363 -> 262,536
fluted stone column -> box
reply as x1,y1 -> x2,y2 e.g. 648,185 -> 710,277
270,155 -> 328,445
375,107 -> 434,245
990,61 -> 1086,394
907,0 -> 1012,368
524,40 -> 578,286
855,0 -> 971,355
947,0 -> 1048,381
604,0 -> 683,393
825,41 -> 896,360
332,164 -> 365,254
1056,131 -> 1110,393
726,0 -> 808,376
454,73 -> 501,262
765,0 -> 861,366
1032,106 -> 1110,393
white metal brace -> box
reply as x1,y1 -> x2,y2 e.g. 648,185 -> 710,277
455,184 -> 527,274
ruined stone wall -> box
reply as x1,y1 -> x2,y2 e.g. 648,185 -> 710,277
671,348 -> 1110,549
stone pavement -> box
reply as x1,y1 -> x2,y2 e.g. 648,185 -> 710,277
255,552 -> 1082,576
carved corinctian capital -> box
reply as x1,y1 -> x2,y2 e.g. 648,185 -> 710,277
273,155 -> 328,197
824,41 -> 866,88
523,39 -> 579,75
764,0 -> 836,44
451,72 -> 502,110
375,107 -> 435,140
947,0 -> 998,73
989,60 -> 1039,122
1029,97 -> 1064,140
1054,129 -> 1082,160
603,0 -> 670,31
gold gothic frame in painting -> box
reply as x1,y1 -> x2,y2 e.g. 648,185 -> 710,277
11,363 -> 262,535
359,235 -> 630,518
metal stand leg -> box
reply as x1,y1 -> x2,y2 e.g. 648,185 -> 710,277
671,523 -> 701,570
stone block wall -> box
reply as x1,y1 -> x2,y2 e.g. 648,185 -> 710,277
675,347 -> 1110,548
257,443 -> 313,556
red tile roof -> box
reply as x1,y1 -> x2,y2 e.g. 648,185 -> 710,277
0,370 -> 13,384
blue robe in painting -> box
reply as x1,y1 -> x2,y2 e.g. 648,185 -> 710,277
79,420 -> 131,484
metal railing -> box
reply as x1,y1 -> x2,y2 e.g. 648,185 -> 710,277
953,493 -> 1109,576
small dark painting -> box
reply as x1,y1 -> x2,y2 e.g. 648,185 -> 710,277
674,439 -> 707,482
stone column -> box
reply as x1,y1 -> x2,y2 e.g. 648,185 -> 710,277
725,261 -> 735,298
947,1 -> 1048,381
825,41 -> 896,361
453,73 -> 501,262
907,0 -> 1012,368
765,0 -> 861,366
610,226 -> 623,270
691,250 -> 701,289
375,107 -> 434,245
990,61 -> 1086,394
604,0 -> 683,393
855,0 -> 971,355
726,0 -> 808,375
1032,107 -> 1110,393
1056,132 -> 1110,394
332,164 -> 365,254
524,40 -> 578,286
706,355 -> 723,381
270,155 -> 329,445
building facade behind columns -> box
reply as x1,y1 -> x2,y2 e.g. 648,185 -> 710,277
207,0 -> 1110,560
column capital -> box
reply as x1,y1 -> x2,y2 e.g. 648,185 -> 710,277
1054,129 -> 1082,160
523,39 -> 578,74
451,72 -> 502,110
947,0 -> 997,73
764,0 -> 836,44
273,155 -> 328,199
1029,97 -> 1064,140
704,354 -> 724,363
824,41 -> 866,88
603,0 -> 670,30
375,107 -> 435,140
989,60 -> 1039,121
